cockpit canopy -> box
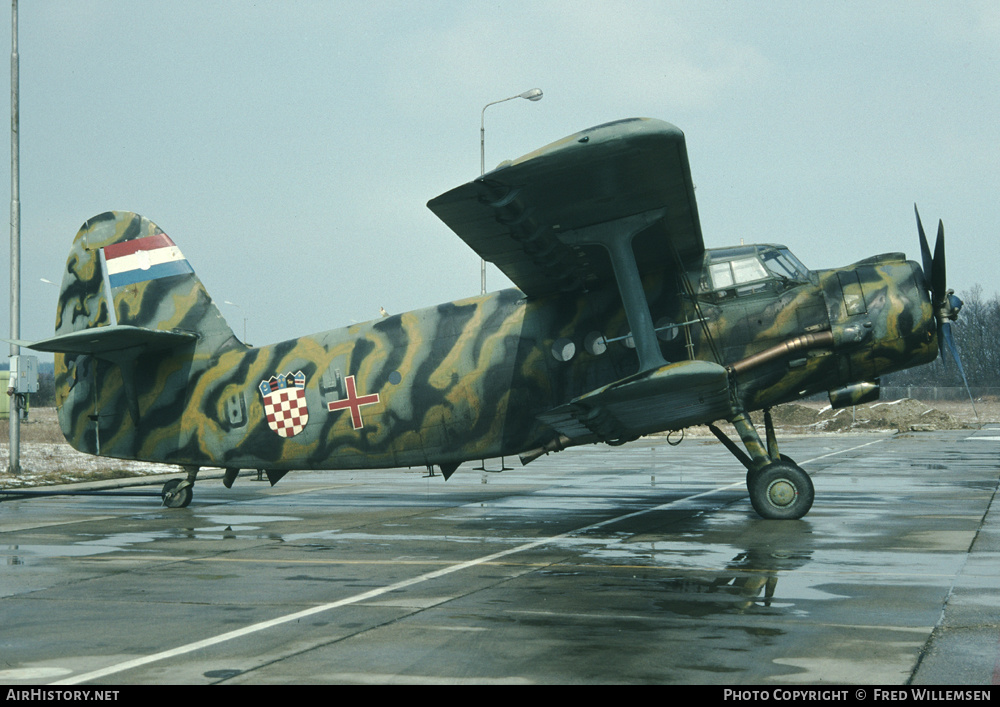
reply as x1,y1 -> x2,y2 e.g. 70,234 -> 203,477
690,245 -> 811,300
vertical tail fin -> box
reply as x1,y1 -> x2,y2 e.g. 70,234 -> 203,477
42,212 -> 239,457
55,211 -> 235,345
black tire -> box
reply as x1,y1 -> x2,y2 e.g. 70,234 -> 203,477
162,479 -> 193,508
746,455 -> 796,487
748,460 -> 814,520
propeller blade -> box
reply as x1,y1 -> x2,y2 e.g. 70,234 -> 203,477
940,321 -> 957,371
942,321 -> 981,426
932,219 -> 947,303
915,205 -> 933,289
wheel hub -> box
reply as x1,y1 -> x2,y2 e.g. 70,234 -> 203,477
161,479 -> 193,508
766,478 -> 797,508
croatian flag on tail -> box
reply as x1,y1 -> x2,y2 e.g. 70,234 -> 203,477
103,234 -> 193,288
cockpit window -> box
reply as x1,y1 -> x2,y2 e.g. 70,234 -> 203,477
694,245 -> 811,299
762,248 -> 810,282
708,257 -> 768,290
708,262 -> 734,289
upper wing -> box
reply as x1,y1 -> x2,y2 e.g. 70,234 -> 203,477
427,118 -> 704,298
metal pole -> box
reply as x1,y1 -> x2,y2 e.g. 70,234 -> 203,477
480,110 -> 486,295
7,0 -> 19,475
479,89 -> 543,296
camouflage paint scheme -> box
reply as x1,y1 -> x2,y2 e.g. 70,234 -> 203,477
51,211 -> 653,472
49,223 -> 935,469
27,118 -> 944,516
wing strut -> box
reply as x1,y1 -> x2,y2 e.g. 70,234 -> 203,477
667,235 -> 722,366
560,209 -> 667,372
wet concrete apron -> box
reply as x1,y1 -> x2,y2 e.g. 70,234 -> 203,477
1,428 -> 998,684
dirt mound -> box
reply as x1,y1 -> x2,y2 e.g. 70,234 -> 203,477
822,398 -> 966,432
765,403 -> 826,427
755,398 -> 970,433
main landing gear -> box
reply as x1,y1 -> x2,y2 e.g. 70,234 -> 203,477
709,409 -> 815,520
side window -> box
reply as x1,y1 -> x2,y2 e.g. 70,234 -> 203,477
731,258 -> 768,285
705,257 -> 771,299
708,258 -> 768,290
709,262 -> 734,289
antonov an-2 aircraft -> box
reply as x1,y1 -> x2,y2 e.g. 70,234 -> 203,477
14,118 -> 962,519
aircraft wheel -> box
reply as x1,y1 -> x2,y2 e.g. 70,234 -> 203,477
746,455 -> 796,487
747,460 -> 813,520
162,479 -> 193,508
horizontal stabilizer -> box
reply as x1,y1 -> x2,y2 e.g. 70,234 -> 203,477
537,360 -> 732,442
8,325 -> 197,355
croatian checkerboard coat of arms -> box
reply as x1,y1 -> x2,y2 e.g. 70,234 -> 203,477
259,371 -> 309,438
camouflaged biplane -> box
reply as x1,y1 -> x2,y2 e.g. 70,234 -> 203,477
14,118 -> 964,519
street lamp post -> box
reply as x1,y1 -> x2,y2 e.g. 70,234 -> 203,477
479,88 -> 542,295
8,0 -> 20,474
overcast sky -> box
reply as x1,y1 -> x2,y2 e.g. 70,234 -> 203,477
2,1 -> 998,356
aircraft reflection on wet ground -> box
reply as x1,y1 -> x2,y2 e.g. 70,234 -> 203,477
654,544 -> 813,616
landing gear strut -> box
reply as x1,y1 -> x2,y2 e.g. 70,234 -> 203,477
161,465 -> 199,508
709,409 -> 814,520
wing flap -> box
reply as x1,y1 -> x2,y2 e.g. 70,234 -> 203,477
427,118 -> 704,298
537,360 -> 732,441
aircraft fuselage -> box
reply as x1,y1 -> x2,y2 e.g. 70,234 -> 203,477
54,242 -> 935,475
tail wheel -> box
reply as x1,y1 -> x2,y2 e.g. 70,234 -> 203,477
747,460 -> 814,520
162,479 -> 193,508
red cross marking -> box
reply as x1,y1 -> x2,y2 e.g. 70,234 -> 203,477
326,375 -> 381,430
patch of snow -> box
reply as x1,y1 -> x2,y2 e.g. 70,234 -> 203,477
1,442 -> 178,487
